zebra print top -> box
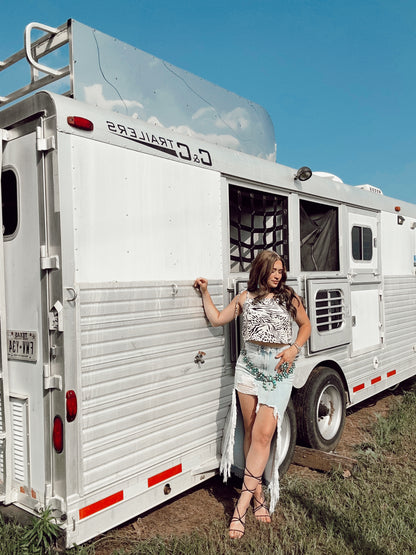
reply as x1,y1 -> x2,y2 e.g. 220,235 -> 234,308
241,294 -> 292,344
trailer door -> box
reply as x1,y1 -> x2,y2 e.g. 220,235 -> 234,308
348,209 -> 382,355
1,125 -> 51,508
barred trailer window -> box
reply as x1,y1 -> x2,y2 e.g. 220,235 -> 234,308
229,185 -> 288,272
316,289 -> 344,332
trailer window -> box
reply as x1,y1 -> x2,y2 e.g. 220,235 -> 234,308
316,289 -> 344,332
229,185 -> 289,272
300,200 -> 339,271
1,169 -> 18,238
351,225 -> 373,261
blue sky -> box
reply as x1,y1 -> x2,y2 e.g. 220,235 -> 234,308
1,0 -> 415,203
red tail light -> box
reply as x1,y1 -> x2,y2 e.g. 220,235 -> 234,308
67,116 -> 94,131
53,416 -> 63,453
66,390 -> 78,422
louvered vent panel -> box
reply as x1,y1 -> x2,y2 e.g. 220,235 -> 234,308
10,398 -> 28,484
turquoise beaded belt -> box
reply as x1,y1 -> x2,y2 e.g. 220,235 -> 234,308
240,348 -> 294,391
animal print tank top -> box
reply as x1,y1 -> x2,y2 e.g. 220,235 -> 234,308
241,294 -> 292,344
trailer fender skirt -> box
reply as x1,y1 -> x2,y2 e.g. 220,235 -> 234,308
148,463 -> 183,488
79,490 -> 124,520
353,369 -> 397,393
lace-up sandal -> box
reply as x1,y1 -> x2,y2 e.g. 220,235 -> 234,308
246,469 -> 271,523
229,467 -> 259,539
229,505 -> 247,539
253,492 -> 271,523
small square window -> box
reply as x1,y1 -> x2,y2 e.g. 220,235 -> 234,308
352,225 -> 372,261
1,170 -> 18,238
300,200 -> 339,271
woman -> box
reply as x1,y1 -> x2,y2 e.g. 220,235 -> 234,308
194,250 -> 311,539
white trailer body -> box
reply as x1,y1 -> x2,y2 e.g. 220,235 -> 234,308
0,21 -> 415,548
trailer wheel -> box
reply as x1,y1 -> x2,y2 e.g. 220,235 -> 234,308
277,398 -> 297,476
295,367 -> 346,451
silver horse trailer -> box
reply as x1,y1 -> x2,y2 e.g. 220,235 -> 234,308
0,20 -> 415,547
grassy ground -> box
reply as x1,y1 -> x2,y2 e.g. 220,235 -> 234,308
2,383 -> 416,554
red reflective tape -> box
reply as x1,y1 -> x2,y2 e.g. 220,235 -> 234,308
353,383 -> 365,393
79,490 -> 123,520
387,370 -> 396,378
371,376 -> 381,385
148,463 -> 182,488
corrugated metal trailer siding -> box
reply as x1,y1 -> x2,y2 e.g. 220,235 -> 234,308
78,280 -> 232,493
342,275 -> 416,402
383,275 -> 416,369
0,395 -> 3,487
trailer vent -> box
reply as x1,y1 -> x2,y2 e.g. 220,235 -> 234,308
315,289 -> 345,332
11,398 -> 28,484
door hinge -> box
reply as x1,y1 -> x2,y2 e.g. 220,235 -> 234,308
36,126 -> 56,152
40,245 -> 60,271
44,484 -> 66,512
43,364 -> 62,390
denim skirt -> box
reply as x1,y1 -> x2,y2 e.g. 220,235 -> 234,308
234,342 -> 294,418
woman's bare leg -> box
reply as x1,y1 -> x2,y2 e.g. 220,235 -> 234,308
229,396 -> 276,537
246,405 -> 277,522
237,391 -> 257,459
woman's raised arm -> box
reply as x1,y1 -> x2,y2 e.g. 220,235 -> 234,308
194,278 -> 243,327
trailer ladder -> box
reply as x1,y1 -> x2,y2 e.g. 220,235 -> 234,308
0,21 -> 71,109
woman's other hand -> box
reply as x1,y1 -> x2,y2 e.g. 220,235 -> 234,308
274,345 -> 298,372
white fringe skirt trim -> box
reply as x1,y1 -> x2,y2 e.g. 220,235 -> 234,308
219,388 -> 283,514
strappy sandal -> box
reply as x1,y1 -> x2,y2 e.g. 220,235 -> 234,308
244,469 -> 271,523
229,505 -> 247,539
229,467 -> 259,539
253,493 -> 271,523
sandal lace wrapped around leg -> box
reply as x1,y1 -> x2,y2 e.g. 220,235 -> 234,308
229,467 -> 260,539
243,468 -> 271,523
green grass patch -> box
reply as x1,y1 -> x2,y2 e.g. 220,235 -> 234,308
3,384 -> 416,554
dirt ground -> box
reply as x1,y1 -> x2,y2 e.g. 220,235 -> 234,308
91,383 -> 408,551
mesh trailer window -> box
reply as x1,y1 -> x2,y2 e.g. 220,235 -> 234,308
229,185 -> 288,272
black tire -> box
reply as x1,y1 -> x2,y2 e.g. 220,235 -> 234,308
294,366 -> 346,451
264,398 -> 297,481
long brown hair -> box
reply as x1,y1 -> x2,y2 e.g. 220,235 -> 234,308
247,250 -> 299,318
